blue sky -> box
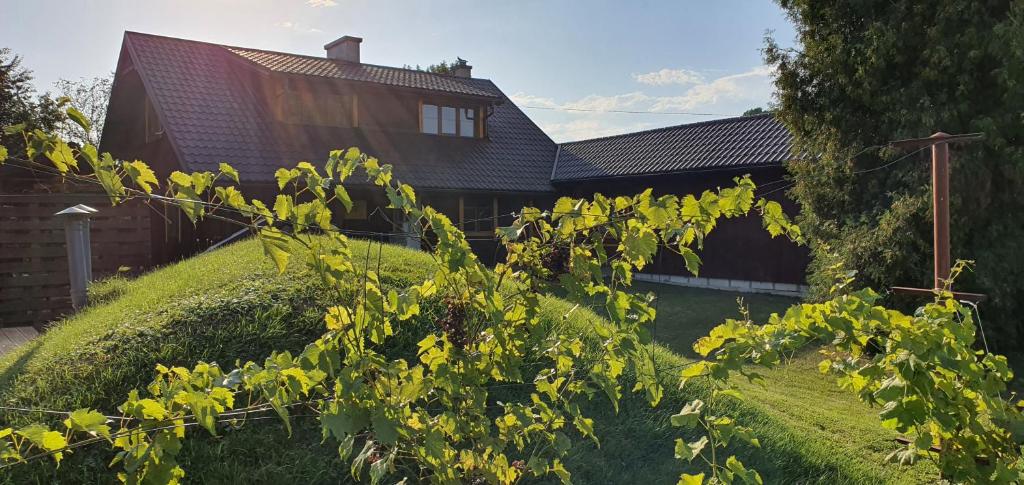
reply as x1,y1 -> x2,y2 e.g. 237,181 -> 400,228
4,0 -> 797,142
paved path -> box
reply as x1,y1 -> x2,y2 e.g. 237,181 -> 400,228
0,326 -> 38,356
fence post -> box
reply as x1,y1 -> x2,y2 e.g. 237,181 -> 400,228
55,204 -> 97,310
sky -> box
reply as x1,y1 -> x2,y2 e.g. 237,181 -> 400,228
3,0 -> 797,142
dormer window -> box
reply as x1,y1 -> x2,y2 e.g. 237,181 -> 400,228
441,106 -> 457,135
421,102 -> 478,138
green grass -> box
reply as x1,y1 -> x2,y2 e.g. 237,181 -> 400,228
0,240 -> 937,484
625,282 -> 937,483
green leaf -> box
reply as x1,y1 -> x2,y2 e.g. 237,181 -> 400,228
679,246 -> 701,276
334,185 -> 353,212
371,411 -> 399,444
678,472 -> 705,485
550,459 -> 572,484
218,162 -> 240,184
259,227 -> 291,274
321,405 -> 367,441
45,140 -> 77,173
670,399 -> 704,428
351,439 -> 375,480
0,145 -> 7,164
724,455 -> 762,484
66,106 -> 91,132
17,424 -> 67,463
274,195 -> 293,222
63,409 -> 111,440
674,435 -> 707,462
275,167 -> 297,190
679,361 -> 708,386
125,160 -> 158,194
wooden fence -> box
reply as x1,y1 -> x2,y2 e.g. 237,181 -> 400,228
0,181 -> 151,329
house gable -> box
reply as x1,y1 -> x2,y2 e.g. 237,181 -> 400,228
101,32 -> 558,194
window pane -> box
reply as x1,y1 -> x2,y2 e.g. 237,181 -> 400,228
441,106 -> 456,135
459,108 -> 475,138
422,104 -> 438,134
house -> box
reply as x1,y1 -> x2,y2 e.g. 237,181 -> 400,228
97,31 -> 806,295
553,115 -> 808,294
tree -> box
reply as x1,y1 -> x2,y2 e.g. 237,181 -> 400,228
403,58 -> 468,75
765,1 -> 1024,350
742,107 -> 766,116
53,74 -> 112,146
0,48 -> 61,157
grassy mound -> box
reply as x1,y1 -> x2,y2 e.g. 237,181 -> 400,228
0,239 -> 935,483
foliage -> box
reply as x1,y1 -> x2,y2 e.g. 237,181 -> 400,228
765,0 -> 1024,350
2,103 -> 1021,484
403,58 -> 469,75
0,48 -> 62,159
679,262 -> 1024,482
0,110 -> 801,483
53,73 -> 113,146
0,241 -> 933,484
741,107 -> 766,117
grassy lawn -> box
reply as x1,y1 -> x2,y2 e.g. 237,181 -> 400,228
638,282 -> 796,358
0,241 -> 937,483
634,281 -> 937,483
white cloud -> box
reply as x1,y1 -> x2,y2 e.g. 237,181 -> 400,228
306,0 -> 337,7
563,91 -> 651,111
633,68 -> 704,86
650,65 -> 774,111
276,21 -> 323,33
538,119 -> 657,142
513,66 -> 776,142
508,93 -> 560,109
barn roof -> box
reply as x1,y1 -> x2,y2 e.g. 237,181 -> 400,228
117,31 -> 557,193
552,113 -> 792,182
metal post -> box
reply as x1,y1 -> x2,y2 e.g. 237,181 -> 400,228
55,205 -> 97,310
931,133 -> 951,289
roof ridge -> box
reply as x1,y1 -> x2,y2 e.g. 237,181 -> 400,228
123,31 -> 494,84
558,112 -> 777,146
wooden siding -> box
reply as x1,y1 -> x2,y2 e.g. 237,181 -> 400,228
0,177 -> 152,329
554,167 -> 809,285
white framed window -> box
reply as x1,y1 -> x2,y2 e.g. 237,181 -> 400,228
459,108 -> 475,138
421,102 -> 479,137
441,106 -> 457,135
421,104 -> 439,134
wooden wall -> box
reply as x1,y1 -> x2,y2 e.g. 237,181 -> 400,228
0,176 -> 151,329
555,167 -> 809,285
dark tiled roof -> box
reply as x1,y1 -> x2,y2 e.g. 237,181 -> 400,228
227,47 -> 501,99
119,32 -> 557,192
552,114 -> 793,181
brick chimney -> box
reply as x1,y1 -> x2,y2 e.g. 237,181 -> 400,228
324,35 -> 362,63
453,57 -> 472,78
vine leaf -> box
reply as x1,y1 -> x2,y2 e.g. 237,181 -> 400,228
677,472 -> 705,485
670,399 -> 704,428
63,409 -> 111,440
259,227 -> 291,274
16,425 -> 67,464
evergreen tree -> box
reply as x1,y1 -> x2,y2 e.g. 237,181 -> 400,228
0,47 -> 61,157
766,1 -> 1024,349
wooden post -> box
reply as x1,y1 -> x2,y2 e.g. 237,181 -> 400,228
889,131 -> 984,300
931,133 -> 951,288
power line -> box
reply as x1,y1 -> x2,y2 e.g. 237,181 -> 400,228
520,105 -> 736,117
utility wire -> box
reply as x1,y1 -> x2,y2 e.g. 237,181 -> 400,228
520,105 -> 736,117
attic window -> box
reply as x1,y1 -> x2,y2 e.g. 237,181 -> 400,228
421,102 -> 478,137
